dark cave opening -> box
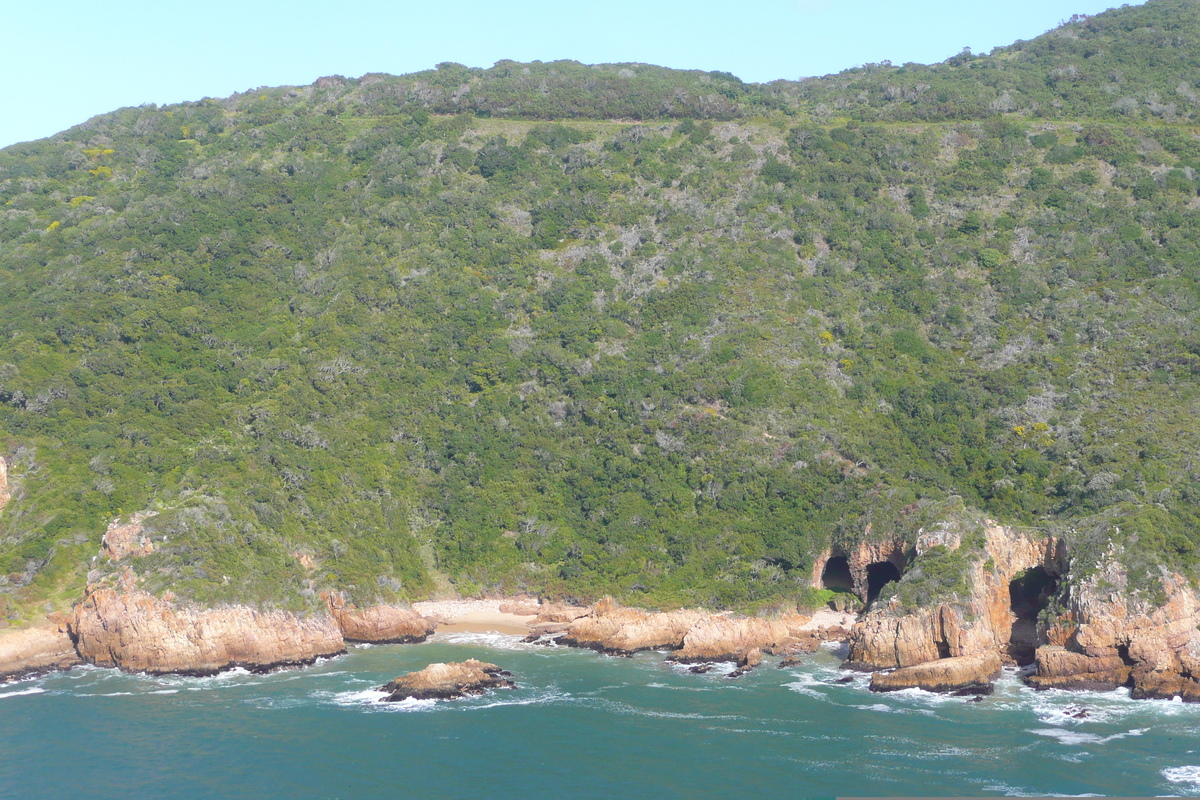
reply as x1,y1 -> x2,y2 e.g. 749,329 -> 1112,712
866,561 -> 902,603
1008,566 -> 1058,666
820,556 -> 854,593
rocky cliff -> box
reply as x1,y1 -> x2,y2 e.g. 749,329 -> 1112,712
0,625 -> 80,682
1028,557 -> 1200,700
70,571 -> 346,675
846,523 -> 1061,670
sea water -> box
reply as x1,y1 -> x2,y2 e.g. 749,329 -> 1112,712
2,634 -> 1199,798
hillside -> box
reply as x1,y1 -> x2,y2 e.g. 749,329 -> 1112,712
3,0 -> 1200,620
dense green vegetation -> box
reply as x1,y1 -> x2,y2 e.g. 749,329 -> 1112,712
3,0 -> 1200,620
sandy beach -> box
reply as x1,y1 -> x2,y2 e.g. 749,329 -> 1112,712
411,599 -> 537,636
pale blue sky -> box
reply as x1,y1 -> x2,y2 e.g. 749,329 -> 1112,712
5,0 -> 1134,148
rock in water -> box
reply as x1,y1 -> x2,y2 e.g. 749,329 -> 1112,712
381,660 -> 515,701
559,597 -> 704,655
869,654 -> 1002,694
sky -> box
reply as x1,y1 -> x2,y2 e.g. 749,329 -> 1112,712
4,0 -> 1136,149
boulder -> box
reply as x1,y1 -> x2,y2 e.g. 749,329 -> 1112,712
381,659 -> 514,701
672,615 -> 810,663
869,653 -> 1002,694
325,592 -> 435,644
559,597 -> 704,655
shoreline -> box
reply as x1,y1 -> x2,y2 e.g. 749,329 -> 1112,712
413,599 -> 538,636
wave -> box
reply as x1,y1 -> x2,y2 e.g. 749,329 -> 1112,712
0,686 -> 45,699
1163,765 -> 1200,790
1028,727 -> 1147,745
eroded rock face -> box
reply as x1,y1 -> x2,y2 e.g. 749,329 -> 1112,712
559,597 -> 705,655
101,511 -> 158,560
0,457 -> 10,513
71,571 -> 344,675
381,659 -> 514,701
0,626 -> 81,682
1029,564 -> 1200,700
672,615 -> 811,663
846,524 -> 1061,670
869,654 -> 1001,694
325,592 -> 435,644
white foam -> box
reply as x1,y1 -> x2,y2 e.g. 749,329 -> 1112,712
1163,766 -> 1200,789
437,631 -> 530,650
0,686 -> 45,699
1029,727 -> 1147,745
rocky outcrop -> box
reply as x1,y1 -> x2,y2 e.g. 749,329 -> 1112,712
101,511 -> 158,560
325,592 -> 435,644
380,660 -> 515,701
559,597 -> 705,655
1028,561 -> 1200,700
812,530 -> 907,602
869,654 -> 1001,694
0,626 -> 81,682
671,614 -> 811,663
70,571 -> 344,675
846,523 -> 1061,670
1026,646 -> 1132,691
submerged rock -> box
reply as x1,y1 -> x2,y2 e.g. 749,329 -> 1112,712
869,654 -> 1002,694
0,626 -> 81,682
381,660 -> 514,701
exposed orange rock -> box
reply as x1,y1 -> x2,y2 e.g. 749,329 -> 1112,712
559,597 -> 704,655
870,654 -> 1001,693
325,592 -> 435,644
846,523 -> 1061,670
0,626 -> 81,682
672,614 -> 811,663
531,603 -> 590,624
71,570 -> 344,675
381,659 -> 515,701
101,511 -> 158,560
0,457 -> 10,513
1028,563 -> 1200,700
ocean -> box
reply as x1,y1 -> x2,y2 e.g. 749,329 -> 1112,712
2,633 -> 1199,798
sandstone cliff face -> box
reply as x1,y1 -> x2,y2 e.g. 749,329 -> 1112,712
869,653 -> 1001,694
846,523 -> 1061,670
325,592 -> 435,644
381,659 -> 515,701
71,571 -> 345,675
0,626 -> 81,681
1028,559 -> 1200,700
0,456 -> 9,513
811,530 -> 907,602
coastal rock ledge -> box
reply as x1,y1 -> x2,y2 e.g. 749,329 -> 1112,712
381,660 -> 515,701
0,627 -> 81,682
869,654 -> 1002,694
70,573 -> 345,675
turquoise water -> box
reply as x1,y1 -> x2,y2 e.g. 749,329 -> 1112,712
3,633 -> 1200,798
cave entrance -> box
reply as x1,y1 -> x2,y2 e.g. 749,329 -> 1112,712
866,561 -> 902,604
820,556 -> 854,593
1008,566 -> 1057,666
